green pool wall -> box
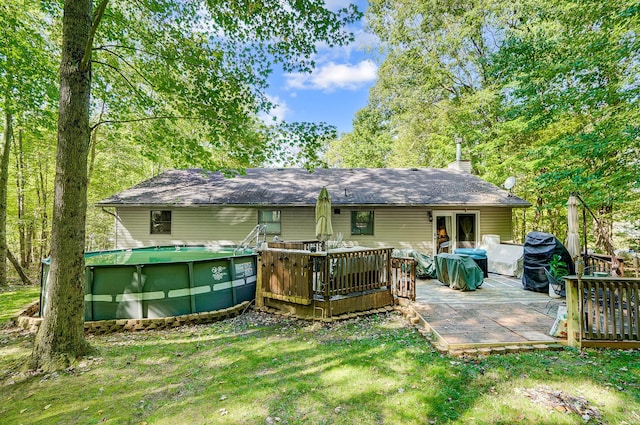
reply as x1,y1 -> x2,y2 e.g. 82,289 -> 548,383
40,246 -> 257,321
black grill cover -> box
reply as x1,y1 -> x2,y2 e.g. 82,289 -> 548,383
522,231 -> 575,292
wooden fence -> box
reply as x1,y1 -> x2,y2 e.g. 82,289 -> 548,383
566,276 -> 640,349
260,249 -> 315,305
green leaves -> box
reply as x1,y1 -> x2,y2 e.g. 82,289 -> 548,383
492,0 -> 640,212
86,0 -> 361,171
337,0 -> 640,244
327,107 -> 393,168
341,0 -> 509,170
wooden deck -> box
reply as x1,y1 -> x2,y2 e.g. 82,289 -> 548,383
256,247 -> 394,319
407,273 -> 567,354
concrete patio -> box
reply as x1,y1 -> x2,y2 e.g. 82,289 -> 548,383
406,273 -> 567,355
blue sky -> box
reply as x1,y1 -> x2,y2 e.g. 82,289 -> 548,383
264,0 -> 380,135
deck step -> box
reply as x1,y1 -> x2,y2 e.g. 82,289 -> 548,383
446,343 -> 565,357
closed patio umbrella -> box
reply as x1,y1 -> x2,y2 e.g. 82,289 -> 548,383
566,194 -> 581,259
315,187 -> 333,250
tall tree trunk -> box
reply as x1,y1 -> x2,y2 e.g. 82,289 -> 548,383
0,111 -> 11,287
36,163 -> 50,262
532,196 -> 543,230
1,1 -> 19,287
31,0 -> 94,371
87,124 -> 99,187
13,129 -> 33,268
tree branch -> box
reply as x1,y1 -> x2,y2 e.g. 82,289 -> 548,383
91,115 -> 201,131
93,44 -> 149,55
93,44 -> 174,63
7,249 -> 33,286
80,0 -> 109,71
470,36 -> 484,59
100,47 -> 155,87
91,59 -> 143,96
437,81 -> 457,96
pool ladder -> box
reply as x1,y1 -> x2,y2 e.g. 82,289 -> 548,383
234,224 -> 267,254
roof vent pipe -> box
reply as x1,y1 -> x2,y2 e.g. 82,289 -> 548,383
455,137 -> 462,162
448,136 -> 471,173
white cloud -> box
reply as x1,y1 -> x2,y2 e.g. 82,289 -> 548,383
279,0 -> 381,93
259,95 -> 290,124
285,60 -> 378,92
313,28 -> 381,65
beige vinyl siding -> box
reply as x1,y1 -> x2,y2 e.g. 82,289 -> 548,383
264,207 -> 432,250
279,207 -> 316,240
477,207 -> 514,243
115,208 -> 148,248
330,207 -> 433,252
115,207 -> 256,249
114,205 -> 516,252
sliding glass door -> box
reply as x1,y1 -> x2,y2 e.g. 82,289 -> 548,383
433,212 -> 478,255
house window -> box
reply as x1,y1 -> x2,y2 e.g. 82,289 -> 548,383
259,210 -> 281,235
150,210 -> 171,234
351,211 -> 374,235
456,213 -> 477,248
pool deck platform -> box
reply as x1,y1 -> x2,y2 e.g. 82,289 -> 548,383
405,273 -> 567,355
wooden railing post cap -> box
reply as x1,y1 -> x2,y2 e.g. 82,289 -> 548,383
576,257 -> 585,278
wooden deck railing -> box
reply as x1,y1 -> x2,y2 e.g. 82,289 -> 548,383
583,253 -> 626,276
566,275 -> 640,348
632,256 -> 640,278
313,248 -> 393,300
391,257 -> 416,301
268,240 -> 323,251
258,248 -> 394,305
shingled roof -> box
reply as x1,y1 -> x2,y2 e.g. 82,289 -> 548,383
97,168 -> 530,208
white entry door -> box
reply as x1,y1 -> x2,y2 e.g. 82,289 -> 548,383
433,213 -> 454,256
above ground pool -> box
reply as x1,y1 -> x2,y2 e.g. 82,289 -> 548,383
40,246 -> 257,321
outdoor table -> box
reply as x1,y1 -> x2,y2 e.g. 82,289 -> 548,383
434,253 -> 484,291
453,248 -> 488,278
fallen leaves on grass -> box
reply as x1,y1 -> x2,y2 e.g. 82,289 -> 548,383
519,385 -> 603,424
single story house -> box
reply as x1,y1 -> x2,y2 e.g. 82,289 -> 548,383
97,167 -> 530,256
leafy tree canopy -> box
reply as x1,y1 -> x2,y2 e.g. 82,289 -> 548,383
333,0 -> 640,243
84,0 -> 361,171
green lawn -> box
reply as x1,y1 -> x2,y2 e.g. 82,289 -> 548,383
0,285 -> 40,326
1,288 -> 639,424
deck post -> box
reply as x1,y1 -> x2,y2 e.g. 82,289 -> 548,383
255,250 -> 264,308
565,277 -> 580,347
567,258 -> 585,348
